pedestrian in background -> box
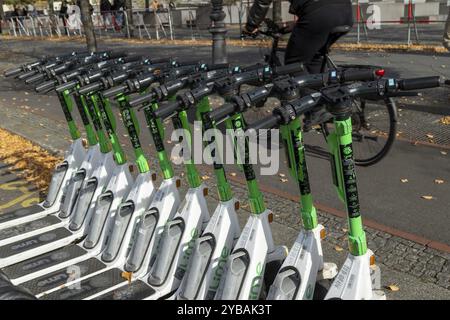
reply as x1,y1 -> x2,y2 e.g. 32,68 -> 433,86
444,8 -> 450,51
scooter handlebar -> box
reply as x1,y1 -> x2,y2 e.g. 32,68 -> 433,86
248,114 -> 281,131
102,84 -> 128,98
129,92 -> 156,108
4,67 -> 23,77
25,73 -> 45,84
342,68 -> 379,82
273,63 -> 305,76
35,80 -> 57,93
208,103 -> 236,122
397,76 -> 443,91
152,100 -> 181,119
78,81 -> 103,95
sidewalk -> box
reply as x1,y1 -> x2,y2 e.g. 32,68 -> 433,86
0,89 -> 448,300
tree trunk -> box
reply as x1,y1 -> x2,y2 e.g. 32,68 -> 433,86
272,0 -> 282,23
0,0 -> 4,34
79,0 -> 97,52
125,0 -> 134,37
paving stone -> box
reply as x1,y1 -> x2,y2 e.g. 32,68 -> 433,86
428,256 -> 446,267
421,270 -> 438,284
393,260 -> 413,273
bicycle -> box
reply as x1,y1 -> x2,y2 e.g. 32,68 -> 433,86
245,18 -> 398,166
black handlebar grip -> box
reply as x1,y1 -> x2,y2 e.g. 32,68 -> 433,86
242,63 -> 265,72
149,57 -> 172,64
129,92 -> 156,108
78,81 -> 103,95
122,55 -> 142,63
18,69 -> 38,80
177,59 -> 201,67
207,63 -> 230,71
55,80 -> 78,93
4,67 -> 23,77
208,103 -> 236,122
342,68 -> 377,82
108,51 -> 128,60
25,73 -> 45,84
274,62 -> 305,76
248,114 -> 281,131
35,80 -> 57,93
398,76 -> 443,91
153,100 -> 181,119
102,84 -> 128,98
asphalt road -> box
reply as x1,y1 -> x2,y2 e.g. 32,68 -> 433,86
0,38 -> 449,245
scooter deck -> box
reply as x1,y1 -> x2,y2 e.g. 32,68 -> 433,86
0,205 -> 44,225
95,280 -> 155,300
2,245 -> 87,280
0,216 -> 61,241
21,258 -> 106,295
40,268 -> 126,300
0,227 -> 72,259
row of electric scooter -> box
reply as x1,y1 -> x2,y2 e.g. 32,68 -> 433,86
0,50 -> 447,300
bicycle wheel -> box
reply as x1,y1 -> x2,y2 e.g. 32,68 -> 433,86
322,97 -> 397,166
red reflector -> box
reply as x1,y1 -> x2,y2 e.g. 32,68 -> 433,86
375,69 -> 385,77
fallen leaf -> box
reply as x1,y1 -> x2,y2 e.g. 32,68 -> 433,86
166,140 -> 172,144
230,172 -> 237,177
401,179 -> 409,183
342,228 -> 348,233
440,116 -> 450,125
201,175 -> 210,181
386,284 -> 400,292
440,151 -> 447,155
334,246 -> 344,252
426,134 -> 434,139
279,173 -> 286,178
421,195 -> 434,200
280,178 -> 288,183
434,179 -> 444,184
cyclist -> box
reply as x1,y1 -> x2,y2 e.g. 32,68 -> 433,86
244,0 -> 354,73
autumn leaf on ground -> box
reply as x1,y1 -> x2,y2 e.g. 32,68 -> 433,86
421,195 -> 435,200
230,172 -> 237,177
401,178 -> 409,183
280,178 -> 288,183
201,175 -> 210,181
342,228 -> 348,233
425,134 -> 434,139
386,284 -> 400,292
279,173 -> 286,178
434,179 -> 444,184
441,151 -> 447,155
440,116 -> 450,125
334,246 -> 344,252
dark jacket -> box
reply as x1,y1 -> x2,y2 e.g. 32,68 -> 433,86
247,0 -> 351,28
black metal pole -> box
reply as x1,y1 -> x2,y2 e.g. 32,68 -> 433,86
210,0 -> 228,64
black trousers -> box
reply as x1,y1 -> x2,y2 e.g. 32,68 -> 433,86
285,4 -> 354,73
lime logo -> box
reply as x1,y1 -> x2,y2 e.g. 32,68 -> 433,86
304,284 -> 314,300
190,228 -> 199,239
256,262 -> 263,276
249,262 -> 264,300
209,246 -> 230,291
234,119 -> 242,128
343,147 -> 352,155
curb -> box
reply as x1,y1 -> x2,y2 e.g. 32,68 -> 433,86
1,35 -> 448,55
